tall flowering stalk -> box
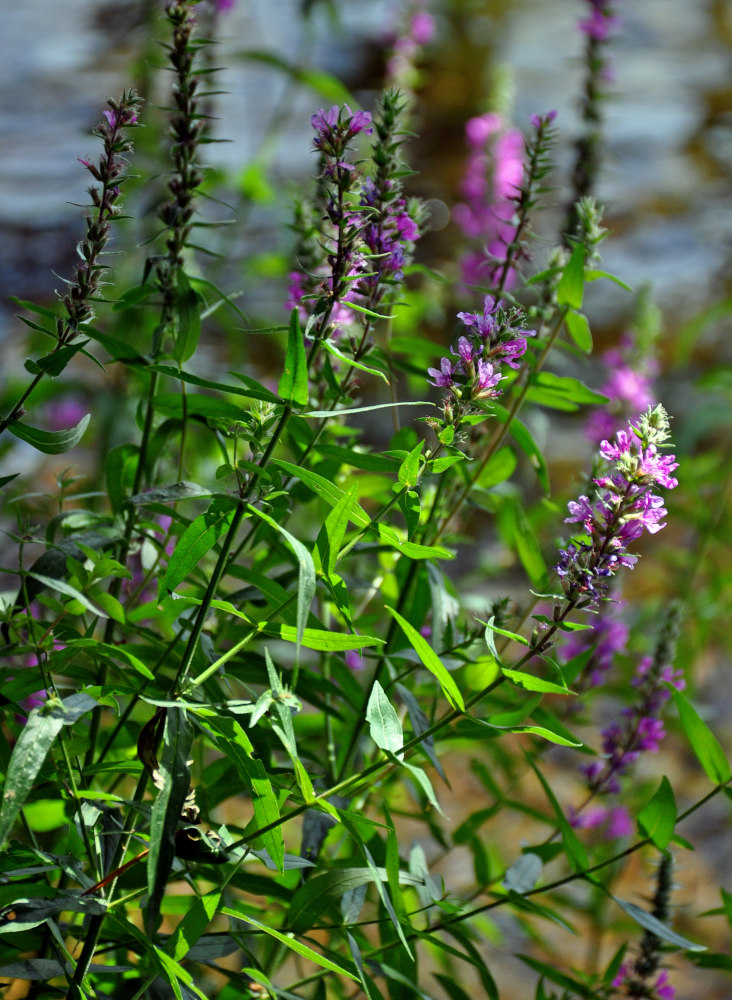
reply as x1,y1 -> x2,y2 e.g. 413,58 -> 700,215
154,0 -> 206,350
384,0 -> 435,93
566,0 -> 622,238
613,855 -> 677,999
555,405 -> 678,609
571,608 -> 684,840
288,94 -> 422,360
0,92 -> 140,436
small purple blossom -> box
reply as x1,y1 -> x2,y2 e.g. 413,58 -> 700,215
530,110 -> 557,129
427,357 -> 456,389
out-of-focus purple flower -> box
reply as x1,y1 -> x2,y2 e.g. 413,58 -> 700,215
612,964 -> 675,1000
586,334 -> 658,445
385,2 -> 434,88
46,397 -> 87,431
560,599 -> 629,689
410,11 -> 435,45
579,6 -> 621,40
216,0 -> 236,10
530,110 -> 557,129
453,113 -> 524,291
345,650 -> 365,671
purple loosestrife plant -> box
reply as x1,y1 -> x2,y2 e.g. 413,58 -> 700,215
555,404 -> 678,608
384,0 -> 436,92
566,0 -> 623,237
0,91 -> 140,437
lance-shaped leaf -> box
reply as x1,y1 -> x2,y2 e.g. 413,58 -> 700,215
173,271 -> 203,364
637,775 -> 677,850
287,866 -> 423,933
221,902 -> 359,981
246,505 -> 315,654
366,682 -> 403,754
146,707 -> 194,934
6,413 -> 90,455
386,606 -> 464,711
674,690 -> 731,785
0,694 -> 98,848
556,242 -> 585,309
278,307 -> 309,407
129,481 -> 212,505
159,498 -> 238,599
613,895 -> 707,952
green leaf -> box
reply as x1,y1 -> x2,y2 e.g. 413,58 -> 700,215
147,708 -> 194,934
565,310 -> 593,352
585,268 -> 633,291
7,413 -> 90,455
674,691 -> 731,785
322,338 -> 390,384
29,571 -> 108,618
366,681 -> 404,753
246,505 -> 315,654
556,243 -> 585,309
637,776 -> 677,849
477,447 -> 517,490
398,441 -> 424,489
0,694 -> 97,848
613,896 -> 706,951
517,955 -> 596,998
222,902 -> 359,981
166,890 -> 220,962
503,853 -> 542,893
159,498 -> 238,599
524,751 -> 588,871
287,867 -> 423,934
272,626 -> 383,651
27,339 -> 90,377
501,667 -> 573,696
490,405 -> 550,493
471,716 -> 582,748
278,308 -> 309,407
129,481 -> 212,505
148,364 -> 279,403
152,393 -> 245,423
318,484 -> 358,575
395,682 -> 446,782
173,272 -> 203,364
302,401 -> 431,419
386,606 -> 464,711
205,715 -> 284,872
528,372 -> 607,408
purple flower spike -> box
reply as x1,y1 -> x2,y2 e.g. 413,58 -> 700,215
530,110 -> 557,129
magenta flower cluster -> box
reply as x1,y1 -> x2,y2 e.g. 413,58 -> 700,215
427,295 -> 535,403
311,105 -> 373,159
556,406 -> 678,607
453,113 -> 524,290
561,598 -> 629,689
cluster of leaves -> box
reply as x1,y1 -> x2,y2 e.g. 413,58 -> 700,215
0,3 -> 731,1000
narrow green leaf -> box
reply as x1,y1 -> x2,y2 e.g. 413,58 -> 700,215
318,484 -> 358,575
613,896 -> 707,951
524,751 -> 588,871
322,337 -> 389,384
148,364 -> 279,403
29,572 -> 108,618
222,903 -> 359,980
205,715 -> 284,872
366,681 -> 404,753
173,272 -> 203,364
501,667 -> 573,696
471,716 -> 582,748
302,401 -> 431,419
585,268 -> 633,291
7,414 -> 90,455
167,890 -> 220,961
29,339 -> 90,377
129,481 -> 212,505
288,867 -> 423,933
397,441 -> 424,488
637,776 -> 677,849
147,708 -> 194,934
0,694 -> 98,848
565,310 -> 593,352
674,691 -> 731,785
152,393 -> 245,423
386,606 -> 464,711
159,498 -> 238,599
278,307 -> 309,407
503,853 -> 542,893
246,505 -> 315,652
273,625 -> 383,651
556,243 -> 585,309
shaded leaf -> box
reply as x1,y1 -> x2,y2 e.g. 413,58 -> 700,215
613,896 -> 706,951
0,694 -> 98,849
159,498 -> 238,599
7,413 -> 90,455
387,606 -> 464,710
